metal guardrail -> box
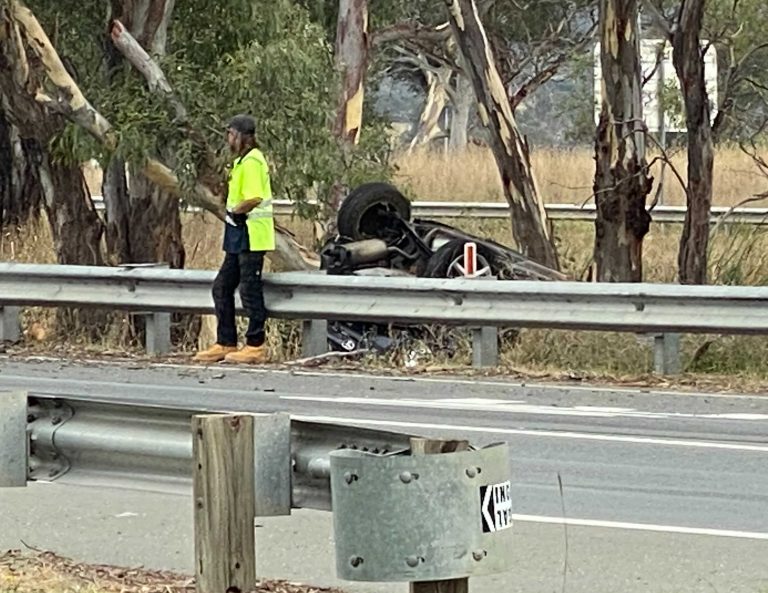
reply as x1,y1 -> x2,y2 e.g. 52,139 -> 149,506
2,261 -> 768,374
6,392 -> 515,588
1,262 -> 768,334
90,195 -> 768,225
24,395 -> 411,510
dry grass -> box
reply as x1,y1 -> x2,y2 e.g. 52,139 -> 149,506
393,145 -> 768,207
6,147 -> 768,380
0,549 -> 340,593
0,215 -> 56,264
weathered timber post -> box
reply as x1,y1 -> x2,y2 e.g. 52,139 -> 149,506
193,414 -> 256,593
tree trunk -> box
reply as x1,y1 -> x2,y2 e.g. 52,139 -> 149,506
104,0 -> 184,267
0,106 -> 44,229
443,0 -> 559,270
322,0 -> 369,237
592,0 -> 652,282
672,0 -> 713,285
44,162 -> 104,265
102,157 -> 131,264
0,4 -> 103,264
449,71 -> 473,150
126,166 -> 185,267
333,0 -> 368,146
409,64 -> 451,152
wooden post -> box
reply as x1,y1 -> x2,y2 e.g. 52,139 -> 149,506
409,438 -> 471,593
193,414 -> 256,593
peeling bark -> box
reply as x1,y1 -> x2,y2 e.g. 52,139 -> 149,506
333,0 -> 368,146
0,0 -> 104,265
443,0 -> 558,269
449,70 -> 473,150
593,0 -> 652,282
409,65 -> 451,151
322,0 -> 369,239
672,0 -> 713,285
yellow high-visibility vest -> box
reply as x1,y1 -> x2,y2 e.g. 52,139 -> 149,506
226,148 -> 275,251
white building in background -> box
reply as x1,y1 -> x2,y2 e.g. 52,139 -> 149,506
593,39 -> 718,134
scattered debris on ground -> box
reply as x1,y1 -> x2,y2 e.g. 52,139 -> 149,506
0,549 -> 343,593
2,347 -> 768,396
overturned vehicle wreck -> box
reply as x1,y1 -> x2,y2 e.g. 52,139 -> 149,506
317,183 -> 564,355
321,183 -> 563,281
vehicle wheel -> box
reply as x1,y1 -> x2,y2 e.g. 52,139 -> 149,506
424,239 -> 502,278
337,183 -> 412,241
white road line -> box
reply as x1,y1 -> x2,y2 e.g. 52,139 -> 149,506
294,414 -> 768,452
281,395 -> 768,421
512,514 -> 768,541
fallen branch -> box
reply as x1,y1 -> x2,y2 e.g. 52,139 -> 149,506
287,349 -> 370,367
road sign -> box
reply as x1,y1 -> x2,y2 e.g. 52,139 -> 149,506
480,480 -> 513,533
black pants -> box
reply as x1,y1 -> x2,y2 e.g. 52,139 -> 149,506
212,251 -> 267,347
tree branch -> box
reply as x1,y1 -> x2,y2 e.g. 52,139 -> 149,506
109,19 -> 187,122
371,21 -> 451,49
8,0 -> 115,146
641,0 -> 673,39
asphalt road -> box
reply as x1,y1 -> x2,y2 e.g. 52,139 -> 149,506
1,356 -> 768,593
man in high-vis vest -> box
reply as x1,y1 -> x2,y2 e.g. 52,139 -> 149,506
194,114 -> 274,364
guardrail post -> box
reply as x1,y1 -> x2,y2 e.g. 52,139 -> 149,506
409,437 -> 470,593
193,413 -> 256,593
145,312 -> 171,355
0,306 -> 21,343
472,327 -> 498,368
0,391 -> 27,488
653,333 -> 681,375
302,319 -> 328,358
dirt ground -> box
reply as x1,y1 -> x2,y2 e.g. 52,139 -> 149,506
0,549 -> 343,593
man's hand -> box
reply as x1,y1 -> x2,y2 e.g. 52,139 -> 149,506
232,198 -> 263,215
225,210 -> 247,226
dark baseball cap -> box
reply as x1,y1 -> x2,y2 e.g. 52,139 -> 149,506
227,114 -> 256,135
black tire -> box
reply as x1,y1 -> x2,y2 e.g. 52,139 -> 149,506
424,239 -> 504,278
337,182 -> 411,241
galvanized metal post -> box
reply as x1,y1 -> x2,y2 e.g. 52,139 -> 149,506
119,263 -> 173,356
145,312 -> 171,355
193,413 -> 256,593
654,333 -> 681,375
409,437 -> 470,593
0,391 -> 27,487
252,413 -> 292,516
472,327 -> 498,368
302,319 -> 328,358
0,306 -> 21,343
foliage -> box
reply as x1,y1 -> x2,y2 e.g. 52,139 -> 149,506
30,0 -> 391,217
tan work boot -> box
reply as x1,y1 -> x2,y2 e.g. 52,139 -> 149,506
224,344 -> 269,364
193,343 -> 238,363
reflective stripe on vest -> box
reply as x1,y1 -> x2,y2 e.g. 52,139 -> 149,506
248,198 -> 273,220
